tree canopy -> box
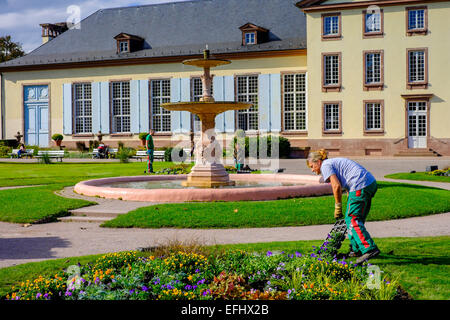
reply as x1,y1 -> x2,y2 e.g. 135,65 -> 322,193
0,36 -> 25,62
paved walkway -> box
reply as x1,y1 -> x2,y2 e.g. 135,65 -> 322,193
1,212 -> 449,268
0,158 -> 449,268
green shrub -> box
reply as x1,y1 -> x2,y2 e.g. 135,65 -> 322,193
51,134 -> 63,141
139,132 -> 149,141
230,135 -> 291,159
117,148 -> 134,163
0,139 -> 18,148
0,145 -> 12,158
88,140 -> 94,152
24,145 -> 39,156
75,142 -> 87,152
39,152 -> 52,164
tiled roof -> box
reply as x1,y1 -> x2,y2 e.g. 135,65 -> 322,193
0,0 -> 306,69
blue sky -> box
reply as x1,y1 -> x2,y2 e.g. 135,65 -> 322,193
0,0 -> 189,53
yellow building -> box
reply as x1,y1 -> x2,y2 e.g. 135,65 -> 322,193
0,0 -> 449,156
297,0 -> 450,156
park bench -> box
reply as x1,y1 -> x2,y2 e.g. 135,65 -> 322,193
9,149 -> 34,159
157,148 -> 192,161
90,148 -> 118,159
131,149 -> 191,162
131,150 -> 148,162
153,150 -> 165,161
35,150 -> 65,162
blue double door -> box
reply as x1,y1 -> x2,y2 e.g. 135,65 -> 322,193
24,85 -> 49,147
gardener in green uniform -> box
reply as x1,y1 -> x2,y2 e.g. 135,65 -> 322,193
307,149 -> 380,265
145,130 -> 155,174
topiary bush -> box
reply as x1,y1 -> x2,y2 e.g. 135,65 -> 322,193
139,132 -> 149,141
51,134 -> 63,141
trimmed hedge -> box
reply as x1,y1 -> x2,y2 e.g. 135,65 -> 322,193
231,135 -> 291,159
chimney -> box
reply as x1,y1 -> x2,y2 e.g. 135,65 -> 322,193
40,23 -> 68,44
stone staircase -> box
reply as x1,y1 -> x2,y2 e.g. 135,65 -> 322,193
394,148 -> 442,157
55,186 -> 159,223
58,207 -> 123,223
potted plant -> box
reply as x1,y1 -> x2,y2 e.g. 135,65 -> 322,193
139,132 -> 148,146
51,133 -> 64,147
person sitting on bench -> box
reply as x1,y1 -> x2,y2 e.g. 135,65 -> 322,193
17,144 -> 27,158
97,143 -> 109,159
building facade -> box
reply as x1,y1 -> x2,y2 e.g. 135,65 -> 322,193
297,0 -> 450,156
0,0 -> 449,156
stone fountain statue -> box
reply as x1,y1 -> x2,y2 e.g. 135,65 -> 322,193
162,49 -> 252,187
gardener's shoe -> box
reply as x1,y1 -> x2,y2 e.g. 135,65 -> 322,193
347,251 -> 362,258
336,251 -> 361,259
355,248 -> 380,265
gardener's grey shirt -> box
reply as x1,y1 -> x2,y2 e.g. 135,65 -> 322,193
321,158 -> 376,192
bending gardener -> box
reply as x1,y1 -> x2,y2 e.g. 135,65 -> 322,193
307,149 -> 380,264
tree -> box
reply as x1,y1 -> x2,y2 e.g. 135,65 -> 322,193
0,35 -> 25,62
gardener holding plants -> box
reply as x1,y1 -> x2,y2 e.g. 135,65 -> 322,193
306,149 -> 380,265
145,130 -> 155,174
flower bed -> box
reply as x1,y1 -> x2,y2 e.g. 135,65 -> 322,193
427,169 -> 450,177
4,244 -> 401,300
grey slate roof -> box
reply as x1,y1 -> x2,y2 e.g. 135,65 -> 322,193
0,0 -> 306,69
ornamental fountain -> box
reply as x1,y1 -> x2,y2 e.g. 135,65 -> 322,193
161,49 -> 252,187
73,49 -> 332,202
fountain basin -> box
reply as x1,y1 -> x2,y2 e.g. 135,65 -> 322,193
161,101 -> 252,114
74,174 -> 332,202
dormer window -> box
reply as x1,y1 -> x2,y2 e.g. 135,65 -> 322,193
239,23 -> 269,46
114,33 -> 144,54
119,41 -> 129,53
245,32 -> 256,45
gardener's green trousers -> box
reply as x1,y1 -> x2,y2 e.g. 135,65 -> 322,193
345,181 -> 378,254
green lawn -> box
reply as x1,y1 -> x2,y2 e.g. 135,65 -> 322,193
0,162 -> 178,187
0,162 -> 184,223
0,184 -> 95,223
102,181 -> 450,229
385,172 -> 450,183
0,236 -> 448,300
0,162 -> 449,226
